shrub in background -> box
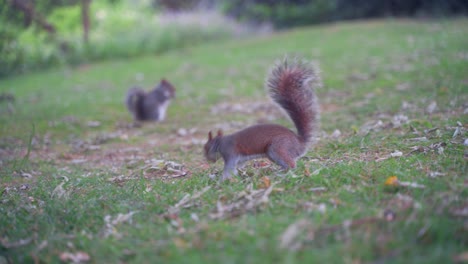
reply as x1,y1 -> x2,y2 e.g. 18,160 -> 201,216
221,0 -> 336,28
222,0 -> 468,28
87,4 -> 247,60
0,23 -> 25,77
5,0 -> 466,78
1,1 -> 250,78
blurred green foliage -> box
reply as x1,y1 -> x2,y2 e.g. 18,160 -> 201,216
2,0 -> 467,78
0,1 -> 242,78
0,23 -> 25,76
243,0 -> 336,28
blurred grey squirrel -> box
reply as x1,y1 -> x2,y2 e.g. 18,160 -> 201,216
126,79 -> 175,121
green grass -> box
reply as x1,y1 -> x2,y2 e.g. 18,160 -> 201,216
1,18 -> 467,263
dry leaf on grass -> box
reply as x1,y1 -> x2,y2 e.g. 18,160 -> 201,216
453,252 -> 468,263
210,183 -> 274,220
144,159 -> 189,179
450,204 -> 468,217
428,171 -> 446,178
392,114 -> 409,127
359,120 -> 385,134
59,251 -> 90,263
309,187 -> 327,192
408,142 -> 446,155
408,136 -> 428,142
330,129 -> 342,139
399,181 -> 425,189
310,168 -> 322,176
163,187 -> 211,234
107,175 -> 139,184
21,172 -> 33,178
278,211 -> 396,252
101,211 -> 137,239
425,101 -> 438,114
385,193 -> 421,211
86,121 -> 101,127
164,213 -> 186,234
301,202 -> 327,213
376,150 -> 403,162
0,237 -> 32,248
453,126 -> 463,138
390,151 -> 403,157
279,219 -> 313,251
168,186 -> 211,215
176,127 -> 197,137
51,176 -> 70,199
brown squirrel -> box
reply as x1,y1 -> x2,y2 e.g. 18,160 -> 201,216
204,57 -> 321,180
125,79 -> 176,121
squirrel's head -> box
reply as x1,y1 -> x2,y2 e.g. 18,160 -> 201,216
160,79 -> 176,99
204,130 -> 223,162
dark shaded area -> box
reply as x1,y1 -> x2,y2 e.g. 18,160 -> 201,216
221,0 -> 468,28
8,0 -> 56,32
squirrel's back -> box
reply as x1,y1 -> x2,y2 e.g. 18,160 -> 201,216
266,58 -> 321,146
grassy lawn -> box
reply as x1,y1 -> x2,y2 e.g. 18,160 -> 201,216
1,18 -> 467,263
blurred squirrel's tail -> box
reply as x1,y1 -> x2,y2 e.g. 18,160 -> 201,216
126,87 -> 145,120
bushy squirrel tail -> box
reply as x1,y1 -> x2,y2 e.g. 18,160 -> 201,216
266,57 -> 321,146
126,87 -> 145,119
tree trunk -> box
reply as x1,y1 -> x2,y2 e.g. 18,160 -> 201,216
81,0 -> 91,44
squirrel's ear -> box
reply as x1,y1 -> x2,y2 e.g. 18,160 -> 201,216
160,79 -> 175,93
217,130 -> 223,137
161,78 -> 172,86
208,131 -> 213,140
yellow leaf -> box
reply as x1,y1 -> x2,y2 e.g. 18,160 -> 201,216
258,176 -> 271,189
385,176 -> 399,186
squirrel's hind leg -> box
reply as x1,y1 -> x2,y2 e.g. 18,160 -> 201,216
266,145 -> 296,170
